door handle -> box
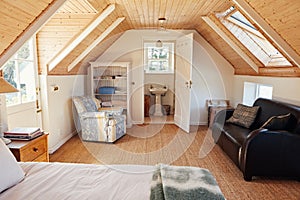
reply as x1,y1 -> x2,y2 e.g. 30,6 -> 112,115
185,80 -> 192,88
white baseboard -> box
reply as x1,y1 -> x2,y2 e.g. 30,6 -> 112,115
190,121 -> 208,126
132,120 -> 144,124
49,130 -> 77,154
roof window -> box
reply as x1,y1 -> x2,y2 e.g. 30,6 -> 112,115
217,7 -> 292,67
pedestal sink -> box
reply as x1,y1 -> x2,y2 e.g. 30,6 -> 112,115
149,87 -> 168,116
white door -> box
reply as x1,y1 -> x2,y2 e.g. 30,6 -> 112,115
174,33 -> 194,133
6,37 -> 42,129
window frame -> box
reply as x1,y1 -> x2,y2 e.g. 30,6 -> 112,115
217,7 -> 292,67
243,81 -> 273,106
2,38 -> 38,107
143,41 -> 175,74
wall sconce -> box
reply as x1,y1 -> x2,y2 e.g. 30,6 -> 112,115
50,85 -> 59,92
156,40 -> 163,47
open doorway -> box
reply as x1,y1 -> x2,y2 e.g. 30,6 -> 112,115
143,40 -> 175,124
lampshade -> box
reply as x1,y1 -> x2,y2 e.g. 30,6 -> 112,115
0,77 -> 19,93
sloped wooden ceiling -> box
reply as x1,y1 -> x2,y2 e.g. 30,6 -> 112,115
1,0 -> 300,77
0,0 -> 55,60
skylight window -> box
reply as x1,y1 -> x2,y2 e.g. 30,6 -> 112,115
217,7 -> 292,67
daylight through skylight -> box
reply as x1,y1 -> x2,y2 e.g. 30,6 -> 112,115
217,7 -> 292,67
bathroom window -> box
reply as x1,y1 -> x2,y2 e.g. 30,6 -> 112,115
243,82 -> 273,106
144,42 -> 174,73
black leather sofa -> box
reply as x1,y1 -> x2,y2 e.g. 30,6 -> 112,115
212,98 -> 300,181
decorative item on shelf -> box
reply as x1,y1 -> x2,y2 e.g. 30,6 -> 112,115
98,87 -> 116,94
0,77 -> 19,144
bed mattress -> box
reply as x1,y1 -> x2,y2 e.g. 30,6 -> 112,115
0,162 -> 154,200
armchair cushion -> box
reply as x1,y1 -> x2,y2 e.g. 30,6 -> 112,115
226,104 -> 260,128
72,96 -> 126,143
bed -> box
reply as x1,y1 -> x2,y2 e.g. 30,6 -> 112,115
0,140 -> 225,200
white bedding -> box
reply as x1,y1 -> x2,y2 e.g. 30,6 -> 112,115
0,162 -> 154,200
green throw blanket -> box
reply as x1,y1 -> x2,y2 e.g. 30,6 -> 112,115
150,164 -> 225,200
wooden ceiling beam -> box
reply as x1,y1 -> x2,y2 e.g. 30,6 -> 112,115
67,17 -> 125,72
48,4 -> 115,72
233,0 -> 300,68
0,0 -> 67,69
202,16 -> 259,73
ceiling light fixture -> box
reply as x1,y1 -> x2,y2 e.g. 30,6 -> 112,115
156,17 -> 166,47
158,17 -> 166,30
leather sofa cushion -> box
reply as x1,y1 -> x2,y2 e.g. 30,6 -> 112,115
222,123 -> 252,146
260,113 -> 291,130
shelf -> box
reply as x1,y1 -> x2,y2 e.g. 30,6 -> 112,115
95,93 -> 127,96
93,77 -> 127,81
89,62 -> 130,126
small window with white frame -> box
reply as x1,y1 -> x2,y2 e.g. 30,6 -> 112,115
144,41 -> 174,73
243,82 -> 273,106
2,38 -> 37,106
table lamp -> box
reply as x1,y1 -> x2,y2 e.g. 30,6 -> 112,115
0,77 -> 19,144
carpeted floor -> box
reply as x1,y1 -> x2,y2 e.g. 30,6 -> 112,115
50,124 -> 300,199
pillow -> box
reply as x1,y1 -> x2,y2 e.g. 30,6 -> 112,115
260,113 -> 291,130
0,139 -> 25,193
226,104 -> 260,128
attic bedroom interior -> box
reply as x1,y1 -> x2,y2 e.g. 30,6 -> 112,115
0,0 -> 300,199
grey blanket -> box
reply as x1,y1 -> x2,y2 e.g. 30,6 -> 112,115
150,164 -> 225,200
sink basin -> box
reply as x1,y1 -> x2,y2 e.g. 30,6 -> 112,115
149,86 -> 168,116
149,87 -> 168,95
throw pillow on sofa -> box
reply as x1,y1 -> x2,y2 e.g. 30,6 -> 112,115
227,104 -> 260,128
260,113 -> 291,130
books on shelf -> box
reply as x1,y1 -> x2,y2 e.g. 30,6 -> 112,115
4,127 -> 43,140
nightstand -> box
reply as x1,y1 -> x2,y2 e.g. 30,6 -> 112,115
7,133 -> 49,162
206,99 -> 232,128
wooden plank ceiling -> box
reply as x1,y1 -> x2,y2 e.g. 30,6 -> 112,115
0,0 -> 54,57
1,0 -> 300,77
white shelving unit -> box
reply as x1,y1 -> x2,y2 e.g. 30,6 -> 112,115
88,62 -> 131,127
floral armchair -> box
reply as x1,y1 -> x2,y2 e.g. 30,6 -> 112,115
72,96 -> 126,143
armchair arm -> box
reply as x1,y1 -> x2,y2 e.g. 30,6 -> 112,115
240,129 -> 300,180
81,112 -> 106,119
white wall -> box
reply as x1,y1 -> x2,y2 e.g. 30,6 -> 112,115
189,31 -> 234,124
96,30 -> 234,125
233,75 -> 300,106
40,75 -> 85,153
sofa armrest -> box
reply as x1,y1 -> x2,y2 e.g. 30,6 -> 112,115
240,129 -> 300,180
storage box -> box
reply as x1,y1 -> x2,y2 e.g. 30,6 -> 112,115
98,87 -> 115,94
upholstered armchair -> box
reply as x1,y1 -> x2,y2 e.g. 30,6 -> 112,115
72,96 -> 126,143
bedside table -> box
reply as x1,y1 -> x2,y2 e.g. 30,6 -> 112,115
7,133 -> 49,162
208,106 -> 232,128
